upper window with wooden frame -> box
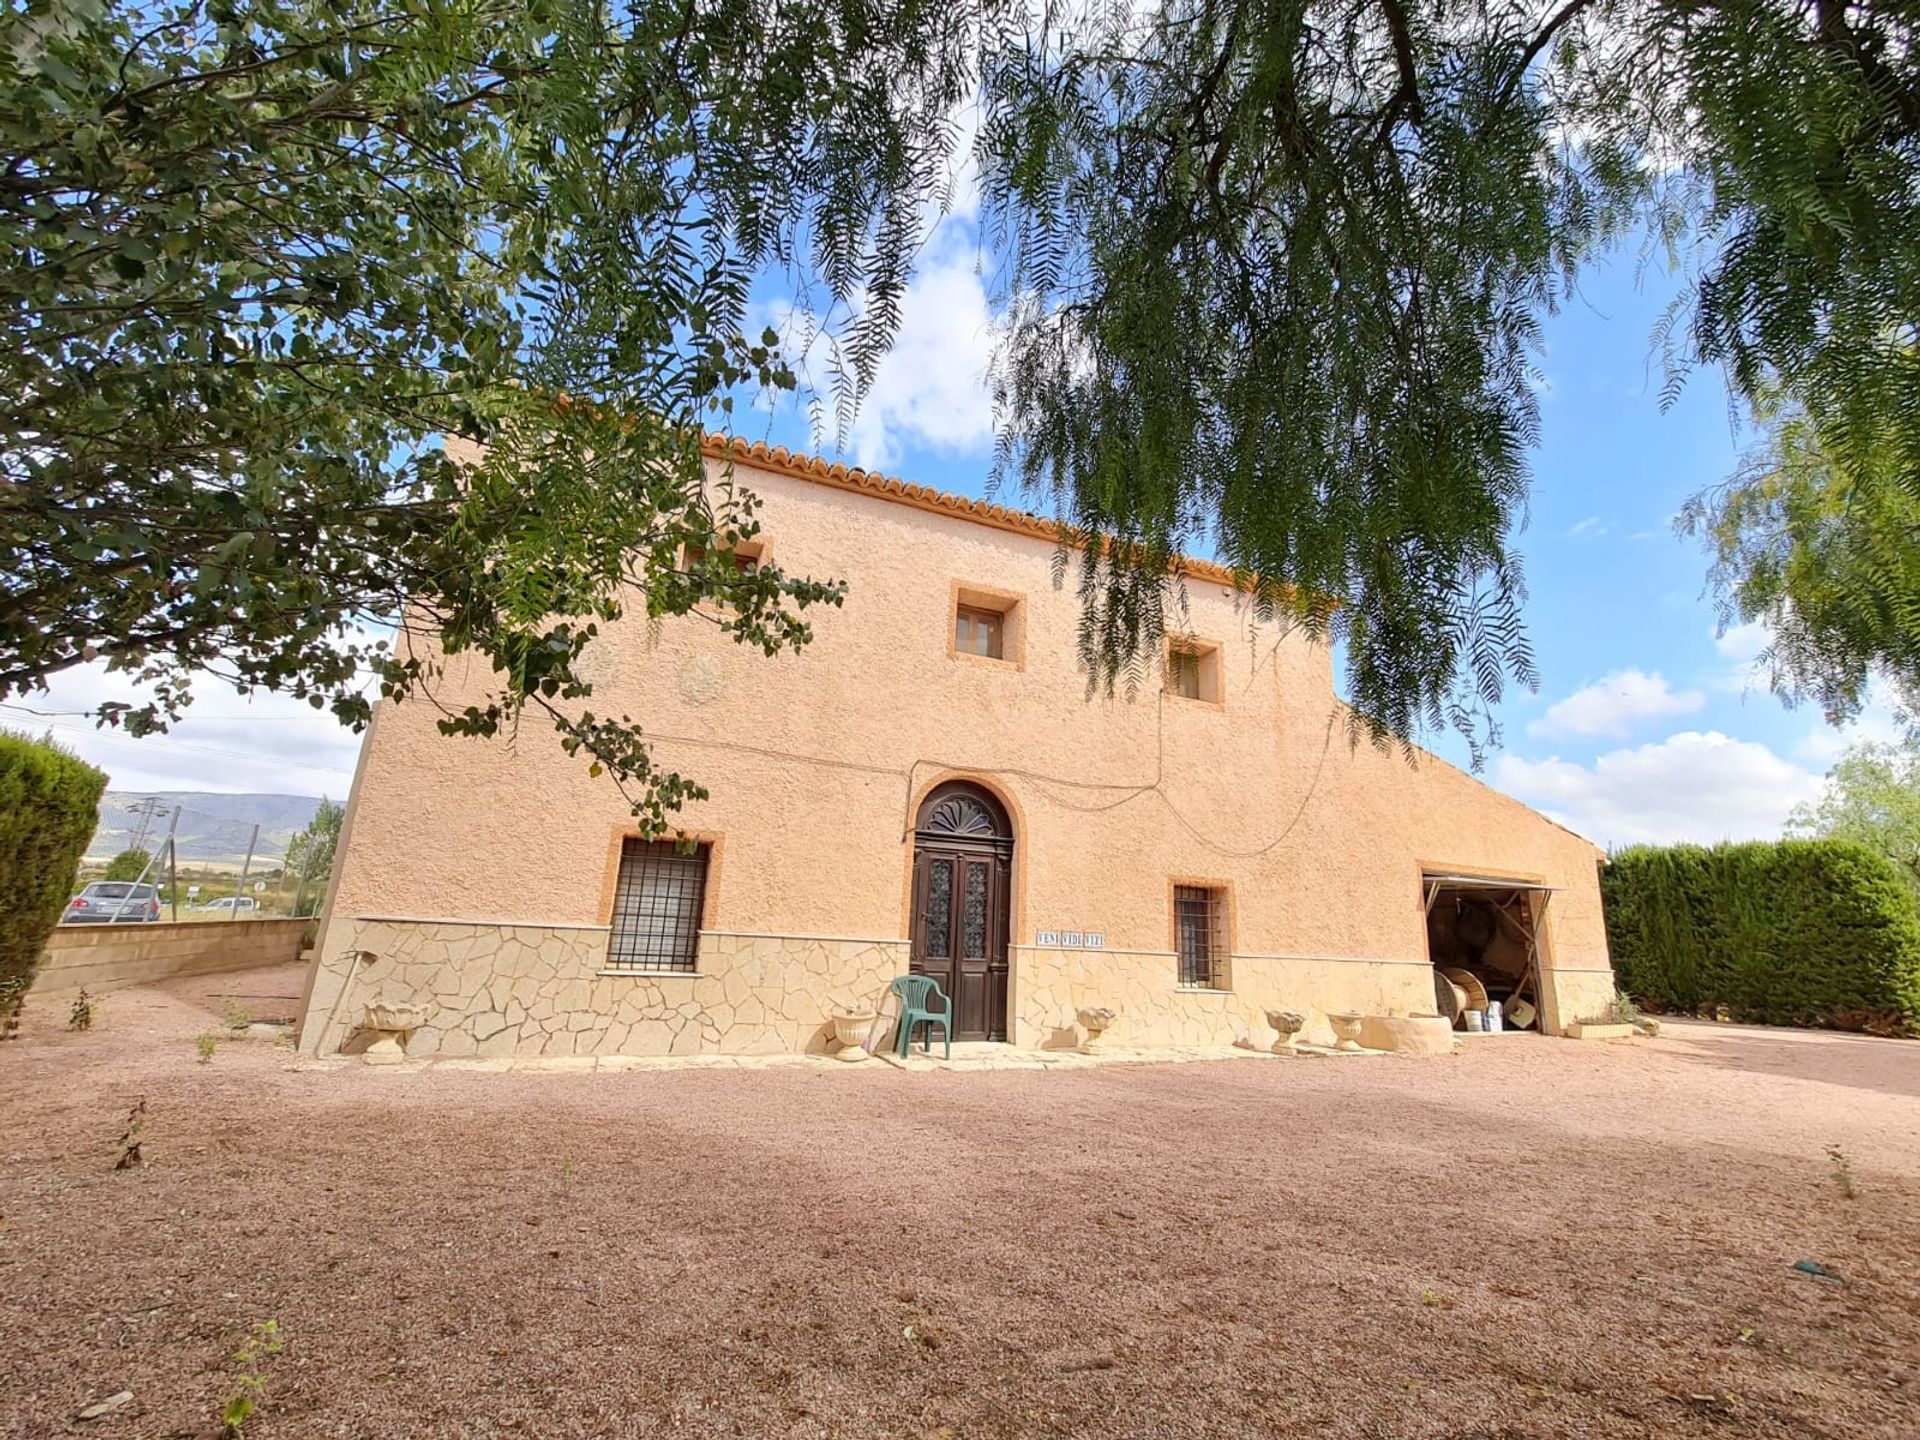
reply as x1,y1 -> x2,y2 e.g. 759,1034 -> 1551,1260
1173,884 -> 1229,989
1165,635 -> 1223,705
948,583 -> 1025,668
682,536 -> 765,576
606,839 -> 710,973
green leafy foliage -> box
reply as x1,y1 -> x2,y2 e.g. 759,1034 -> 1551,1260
969,0 -> 1920,756
1603,839 -> 1920,1033
218,1319 -> 283,1437
0,0 -> 973,828
1683,387 -> 1920,727
4,0 -> 1916,784
102,848 -> 152,883
1787,738 -> 1920,891
285,798 -> 342,913
1658,0 -> 1920,725
0,730 -> 107,995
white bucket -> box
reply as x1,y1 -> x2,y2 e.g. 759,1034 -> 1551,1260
1486,1001 -> 1504,1033
1463,1009 -> 1486,1032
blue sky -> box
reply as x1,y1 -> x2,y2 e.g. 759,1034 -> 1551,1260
16,214 -> 1891,841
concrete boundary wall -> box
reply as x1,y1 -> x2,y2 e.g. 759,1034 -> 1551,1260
31,918 -> 311,997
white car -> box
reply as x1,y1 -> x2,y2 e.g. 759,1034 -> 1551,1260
194,896 -> 258,914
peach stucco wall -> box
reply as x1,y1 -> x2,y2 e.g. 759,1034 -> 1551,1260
302,447 -> 1613,1055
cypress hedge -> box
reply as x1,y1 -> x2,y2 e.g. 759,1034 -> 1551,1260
1602,839 -> 1920,1033
0,731 -> 107,998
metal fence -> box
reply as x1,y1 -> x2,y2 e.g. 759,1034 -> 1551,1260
74,798 -> 332,925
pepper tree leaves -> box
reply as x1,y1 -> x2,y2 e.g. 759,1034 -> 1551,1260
0,0 -> 977,828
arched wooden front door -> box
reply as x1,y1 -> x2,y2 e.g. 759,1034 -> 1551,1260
909,782 -> 1013,1042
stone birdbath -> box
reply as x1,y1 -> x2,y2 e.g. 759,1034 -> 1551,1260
362,1000 -> 433,1065
1265,1009 -> 1305,1056
829,1006 -> 878,1062
1328,1010 -> 1365,1053
1076,1006 -> 1117,1054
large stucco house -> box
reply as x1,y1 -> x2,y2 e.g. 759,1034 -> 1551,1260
297,436 -> 1618,1059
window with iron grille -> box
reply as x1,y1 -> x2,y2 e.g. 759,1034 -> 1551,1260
1174,885 -> 1227,988
607,839 -> 709,971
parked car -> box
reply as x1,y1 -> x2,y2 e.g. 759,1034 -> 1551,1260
193,896 -> 257,915
65,882 -> 162,924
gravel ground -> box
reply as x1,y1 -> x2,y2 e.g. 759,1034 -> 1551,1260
2,965 -> 1917,1440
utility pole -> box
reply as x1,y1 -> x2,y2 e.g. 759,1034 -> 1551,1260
163,808 -> 181,922
230,824 -> 259,919
291,841 -> 313,919
127,796 -> 169,855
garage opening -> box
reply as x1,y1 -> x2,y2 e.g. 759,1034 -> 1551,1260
1422,874 -> 1554,1033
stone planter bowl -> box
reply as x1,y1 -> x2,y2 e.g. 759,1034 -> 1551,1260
1076,1006 -> 1118,1053
361,1000 -> 433,1066
1265,1009 -> 1305,1055
829,1007 -> 878,1062
1327,1010 -> 1365,1053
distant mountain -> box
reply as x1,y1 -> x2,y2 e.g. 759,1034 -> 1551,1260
88,791 -> 328,864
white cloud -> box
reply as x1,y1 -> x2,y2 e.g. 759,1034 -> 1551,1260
3,662 -> 363,798
1495,731 -> 1823,848
1700,618 -> 1773,696
1567,516 -> 1611,539
1527,668 -> 1706,739
1796,678 -> 1907,766
1713,620 -> 1770,663
768,219 -> 996,473
844,234 -> 995,470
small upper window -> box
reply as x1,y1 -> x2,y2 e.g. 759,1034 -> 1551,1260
949,585 -> 1024,666
955,605 -> 1004,659
682,539 -> 762,576
1166,637 -> 1222,704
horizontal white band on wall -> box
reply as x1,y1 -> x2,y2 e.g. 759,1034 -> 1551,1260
1010,945 -> 1177,959
344,918 -> 905,946
346,914 -> 614,933
1220,953 -> 1436,969
1542,966 -> 1617,976
699,930 -> 908,946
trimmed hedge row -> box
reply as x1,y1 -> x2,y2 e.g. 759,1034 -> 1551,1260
1602,839 -> 1920,1033
0,731 -> 107,997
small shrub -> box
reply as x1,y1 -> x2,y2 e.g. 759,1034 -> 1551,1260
1826,1145 -> 1858,1200
218,1319 -> 284,1437
114,1097 -> 148,1170
0,975 -> 24,1041
1605,989 -> 1640,1026
68,989 -> 96,1031
0,731 -> 107,998
102,847 -> 152,883
220,999 -> 252,1032
196,1033 -> 218,1063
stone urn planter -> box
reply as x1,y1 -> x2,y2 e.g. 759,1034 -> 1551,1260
1265,1009 -> 1305,1056
829,1007 -> 878,1062
1327,1010 -> 1365,1053
1076,1006 -> 1117,1054
361,1000 -> 432,1065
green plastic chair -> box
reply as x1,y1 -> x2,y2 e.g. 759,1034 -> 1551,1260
890,974 -> 953,1059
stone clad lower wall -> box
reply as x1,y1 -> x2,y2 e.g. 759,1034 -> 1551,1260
298,918 -> 1617,1058
299,918 -> 906,1058
1012,946 -> 1439,1049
